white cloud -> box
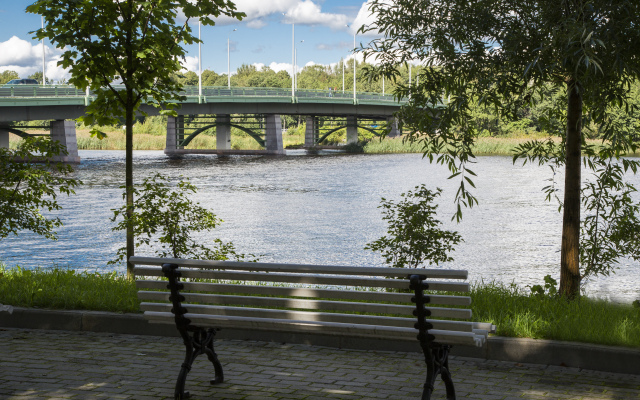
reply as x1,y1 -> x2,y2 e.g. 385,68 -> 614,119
283,0 -> 350,30
181,56 -> 199,73
246,19 -> 267,29
210,0 -> 352,31
253,61 -> 293,74
351,0 -> 386,36
0,36 -> 69,82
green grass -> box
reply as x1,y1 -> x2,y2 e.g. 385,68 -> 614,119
470,281 -> 640,348
1,265 -> 638,348
0,265 -> 138,313
362,136 -> 617,156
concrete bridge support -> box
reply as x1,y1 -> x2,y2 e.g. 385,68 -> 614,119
387,116 -> 400,137
304,116 -> 316,147
50,120 -> 80,163
0,128 -> 8,149
346,116 -> 358,145
165,116 -> 184,155
216,114 -> 231,150
265,114 -> 284,154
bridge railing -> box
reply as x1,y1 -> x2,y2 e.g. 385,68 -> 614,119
0,84 -> 399,103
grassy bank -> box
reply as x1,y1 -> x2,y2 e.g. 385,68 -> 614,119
9,125 -> 306,151
1,265 -> 638,348
362,136 -> 615,156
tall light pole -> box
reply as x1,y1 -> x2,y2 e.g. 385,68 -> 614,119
295,40 -> 303,91
342,58 -> 345,93
353,29 -> 356,102
346,24 -> 356,101
408,63 -> 412,99
41,16 -> 45,86
228,28 -> 236,89
284,13 -> 295,98
198,20 -> 202,97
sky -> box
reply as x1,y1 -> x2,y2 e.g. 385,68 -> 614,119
0,0 -> 379,82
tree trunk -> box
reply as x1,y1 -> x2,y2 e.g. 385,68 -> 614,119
560,79 -> 582,298
125,91 -> 134,278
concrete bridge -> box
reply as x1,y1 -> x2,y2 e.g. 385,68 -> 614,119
0,85 -> 404,162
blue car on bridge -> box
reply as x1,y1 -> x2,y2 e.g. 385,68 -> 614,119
5,79 -> 39,85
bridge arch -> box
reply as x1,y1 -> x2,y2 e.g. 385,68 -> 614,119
179,120 -> 266,148
314,123 -> 385,145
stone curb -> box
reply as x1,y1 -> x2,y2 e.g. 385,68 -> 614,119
1,306 -> 638,376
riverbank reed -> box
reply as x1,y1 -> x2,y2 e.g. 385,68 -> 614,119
0,265 -> 638,348
364,136 -> 549,156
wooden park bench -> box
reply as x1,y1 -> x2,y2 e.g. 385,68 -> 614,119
131,256 -> 495,400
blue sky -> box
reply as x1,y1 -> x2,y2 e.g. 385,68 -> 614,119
0,0 -> 377,82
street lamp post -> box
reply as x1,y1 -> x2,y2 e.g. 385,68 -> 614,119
41,16 -> 45,86
295,40 -> 304,91
353,30 -> 356,102
342,58 -> 345,93
284,13 -> 295,99
228,29 -> 237,89
198,20 -> 202,97
346,24 -> 356,102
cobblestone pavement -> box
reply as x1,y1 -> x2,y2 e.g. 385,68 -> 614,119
0,328 -> 638,400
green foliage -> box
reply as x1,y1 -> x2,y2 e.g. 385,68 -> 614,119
528,275 -> 558,298
344,142 -> 365,154
471,281 -> 640,347
0,70 -> 19,85
110,174 -> 254,264
27,71 -> 50,85
28,0 -> 245,276
366,185 -> 462,268
0,265 -> 138,313
579,159 -> 640,280
0,137 -> 80,240
362,0 -> 640,297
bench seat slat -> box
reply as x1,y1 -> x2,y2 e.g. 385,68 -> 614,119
138,292 -> 472,319
135,281 -> 472,306
140,302 -> 477,332
131,256 -> 468,279
143,311 -> 486,347
134,268 -> 470,292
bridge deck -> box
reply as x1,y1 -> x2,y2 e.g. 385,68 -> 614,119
0,85 -> 404,122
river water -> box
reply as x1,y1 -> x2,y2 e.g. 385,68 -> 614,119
1,150 -> 639,303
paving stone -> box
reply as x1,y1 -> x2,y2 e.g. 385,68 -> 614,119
0,328 -> 639,399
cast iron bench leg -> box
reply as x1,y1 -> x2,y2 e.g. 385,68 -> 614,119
174,327 -> 224,400
420,343 -> 455,400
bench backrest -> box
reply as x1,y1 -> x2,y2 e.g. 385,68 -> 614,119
131,256 -> 492,347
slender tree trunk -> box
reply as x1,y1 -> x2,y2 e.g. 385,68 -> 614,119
560,79 -> 582,298
125,95 -> 134,278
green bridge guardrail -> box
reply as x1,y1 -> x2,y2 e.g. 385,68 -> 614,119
0,85 -> 402,104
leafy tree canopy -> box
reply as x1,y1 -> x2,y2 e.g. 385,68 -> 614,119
361,0 -> 640,298
0,137 -> 80,241
0,70 -> 19,85
27,0 -> 245,277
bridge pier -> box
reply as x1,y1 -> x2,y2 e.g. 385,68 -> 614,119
304,116 -> 316,147
265,114 -> 284,154
165,115 -> 184,156
0,128 -> 8,149
50,120 -> 80,163
216,114 -> 231,150
387,116 -> 400,137
347,116 -> 358,145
